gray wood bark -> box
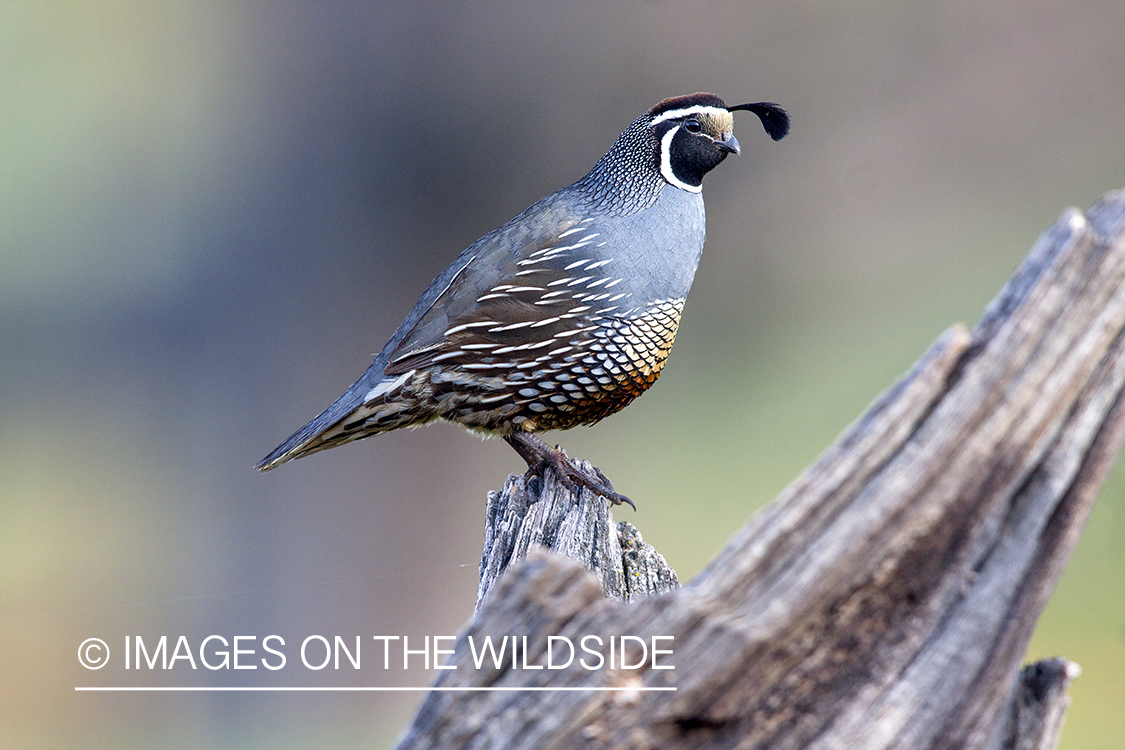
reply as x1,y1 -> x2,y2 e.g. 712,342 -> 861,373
395,188 -> 1125,750
476,463 -> 678,609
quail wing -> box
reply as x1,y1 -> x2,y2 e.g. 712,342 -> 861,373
384,209 -> 629,377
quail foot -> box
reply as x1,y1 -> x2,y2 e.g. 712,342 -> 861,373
257,93 -> 789,508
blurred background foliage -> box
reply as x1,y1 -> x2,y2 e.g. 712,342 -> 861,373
2,1 -> 1123,747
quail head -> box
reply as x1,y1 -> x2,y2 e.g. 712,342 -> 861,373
257,93 -> 789,507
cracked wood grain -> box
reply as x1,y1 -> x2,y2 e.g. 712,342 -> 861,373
476,463 -> 679,610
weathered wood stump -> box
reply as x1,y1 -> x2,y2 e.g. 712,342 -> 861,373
394,189 -> 1125,750
476,464 -> 679,609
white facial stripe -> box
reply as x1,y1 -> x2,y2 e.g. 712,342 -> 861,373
659,126 -> 702,193
649,104 -> 729,127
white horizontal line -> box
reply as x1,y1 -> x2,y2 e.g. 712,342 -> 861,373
76,686 -> 676,692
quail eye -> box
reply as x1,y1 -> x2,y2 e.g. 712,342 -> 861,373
684,119 -> 702,133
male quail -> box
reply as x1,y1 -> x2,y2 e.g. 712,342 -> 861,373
257,93 -> 789,508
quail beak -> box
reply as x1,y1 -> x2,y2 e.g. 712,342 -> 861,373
716,133 -> 741,155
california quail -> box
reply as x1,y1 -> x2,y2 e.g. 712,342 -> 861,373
257,93 -> 789,508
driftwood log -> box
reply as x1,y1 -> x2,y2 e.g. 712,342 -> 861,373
394,188 -> 1125,750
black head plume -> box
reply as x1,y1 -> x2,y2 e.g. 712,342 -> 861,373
728,102 -> 790,141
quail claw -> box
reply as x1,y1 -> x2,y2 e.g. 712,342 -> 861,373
506,432 -> 638,510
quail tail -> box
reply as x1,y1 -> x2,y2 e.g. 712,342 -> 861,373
255,372 -> 426,471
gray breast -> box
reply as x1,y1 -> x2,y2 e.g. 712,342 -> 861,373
592,183 -> 707,305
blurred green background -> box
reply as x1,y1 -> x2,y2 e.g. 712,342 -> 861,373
2,1 -> 1123,747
